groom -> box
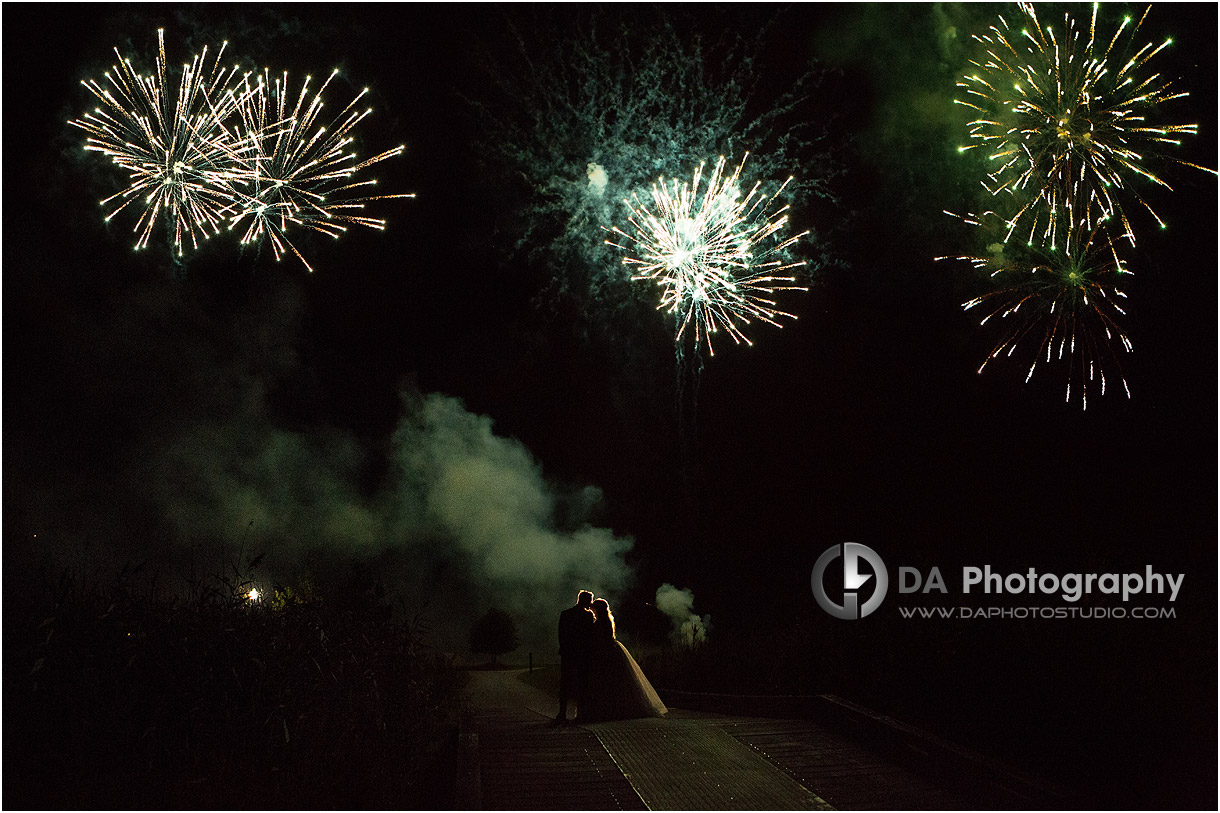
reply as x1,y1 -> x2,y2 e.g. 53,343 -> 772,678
555,589 -> 595,724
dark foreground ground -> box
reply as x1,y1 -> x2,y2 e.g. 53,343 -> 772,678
463,665 -> 1071,810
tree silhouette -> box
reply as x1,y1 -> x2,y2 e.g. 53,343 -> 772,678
469,608 -> 521,665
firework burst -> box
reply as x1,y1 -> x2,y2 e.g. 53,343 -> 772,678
69,30 -> 254,254
955,2 -> 1215,249
70,31 -> 412,268
226,69 -> 413,272
942,212 -> 1133,410
604,154 -> 808,356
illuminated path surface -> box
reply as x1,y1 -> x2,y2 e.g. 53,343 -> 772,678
463,668 -> 995,810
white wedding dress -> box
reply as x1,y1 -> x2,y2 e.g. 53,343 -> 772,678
578,619 -> 667,722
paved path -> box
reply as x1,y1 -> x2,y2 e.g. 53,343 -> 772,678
463,668 -> 991,810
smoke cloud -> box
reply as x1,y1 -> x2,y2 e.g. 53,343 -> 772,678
10,274 -> 635,657
654,583 -> 710,646
139,387 -> 636,652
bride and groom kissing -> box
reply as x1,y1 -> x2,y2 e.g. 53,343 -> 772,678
555,590 -> 668,724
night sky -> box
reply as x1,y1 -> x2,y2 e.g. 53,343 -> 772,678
5,2 -> 1217,805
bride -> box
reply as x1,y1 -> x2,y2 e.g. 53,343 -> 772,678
578,598 -> 667,722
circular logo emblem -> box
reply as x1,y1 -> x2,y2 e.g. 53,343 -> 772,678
811,543 -> 888,619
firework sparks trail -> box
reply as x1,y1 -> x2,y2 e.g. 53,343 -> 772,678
227,69 -> 414,272
940,212 -> 1133,410
604,154 -> 808,356
955,2 -> 1215,249
69,30 -> 256,255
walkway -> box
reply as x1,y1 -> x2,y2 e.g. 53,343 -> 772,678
462,668 -> 1009,810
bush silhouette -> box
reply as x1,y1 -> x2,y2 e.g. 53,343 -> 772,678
7,564 -> 463,809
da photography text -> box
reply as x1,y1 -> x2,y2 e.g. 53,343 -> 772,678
902,564 -> 1184,603
811,543 -> 1186,621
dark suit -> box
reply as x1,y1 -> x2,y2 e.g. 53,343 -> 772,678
557,604 -> 595,719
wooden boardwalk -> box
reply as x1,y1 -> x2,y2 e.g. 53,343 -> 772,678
723,718 -> 970,810
463,668 -> 1041,810
587,716 -> 831,810
475,706 -> 646,810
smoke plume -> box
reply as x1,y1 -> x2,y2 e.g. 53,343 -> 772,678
654,583 -> 710,646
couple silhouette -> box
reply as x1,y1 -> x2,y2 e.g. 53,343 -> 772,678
555,590 -> 668,724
